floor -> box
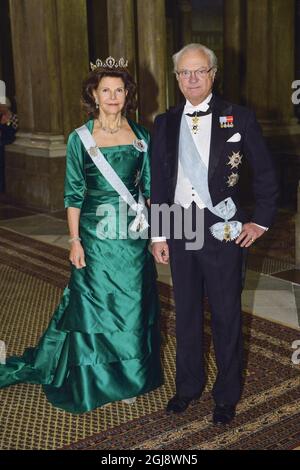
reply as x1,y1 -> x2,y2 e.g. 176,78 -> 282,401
0,195 -> 299,330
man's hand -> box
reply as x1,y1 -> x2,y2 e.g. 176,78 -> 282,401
235,223 -> 266,248
151,241 -> 169,264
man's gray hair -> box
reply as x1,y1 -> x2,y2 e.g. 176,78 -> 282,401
172,43 -> 218,72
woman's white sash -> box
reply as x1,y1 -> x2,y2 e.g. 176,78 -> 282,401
75,125 -> 149,233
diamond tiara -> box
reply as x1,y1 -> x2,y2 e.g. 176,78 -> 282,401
90,56 -> 128,71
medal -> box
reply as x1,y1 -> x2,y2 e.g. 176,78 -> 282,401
219,115 -> 234,128
223,223 -> 231,242
186,108 -> 211,134
191,115 -> 200,134
227,172 -> 239,187
227,151 -> 242,169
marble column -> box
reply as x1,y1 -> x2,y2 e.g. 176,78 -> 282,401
295,0 -> 300,119
178,0 -> 192,46
136,0 -> 167,128
6,0 -> 89,211
292,2 -> 300,213
245,0 -> 300,149
0,0 -> 15,99
223,0 -> 246,103
87,0 -> 109,61
297,181 -> 300,267
107,0 -> 136,75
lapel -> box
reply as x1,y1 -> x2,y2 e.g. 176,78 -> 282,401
166,102 -> 184,182
208,94 -> 233,182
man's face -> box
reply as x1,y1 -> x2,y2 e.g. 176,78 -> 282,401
176,50 -> 215,105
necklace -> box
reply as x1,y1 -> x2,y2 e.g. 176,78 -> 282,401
98,118 -> 122,134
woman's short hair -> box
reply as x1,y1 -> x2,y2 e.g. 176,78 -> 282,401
81,67 -> 137,117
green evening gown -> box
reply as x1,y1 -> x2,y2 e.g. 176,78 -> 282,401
0,118 -> 163,413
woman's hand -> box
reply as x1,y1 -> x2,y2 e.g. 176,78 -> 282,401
69,240 -> 86,269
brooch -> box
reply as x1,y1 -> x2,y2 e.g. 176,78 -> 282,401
88,146 -> 98,158
133,139 -> 148,152
227,151 -> 242,170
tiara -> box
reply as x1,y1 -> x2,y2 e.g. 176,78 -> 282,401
90,56 -> 128,71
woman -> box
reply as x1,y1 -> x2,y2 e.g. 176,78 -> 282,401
0,60 -> 163,413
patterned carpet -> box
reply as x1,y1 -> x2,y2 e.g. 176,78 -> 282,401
0,226 -> 299,450
251,210 -> 295,263
246,210 -> 296,274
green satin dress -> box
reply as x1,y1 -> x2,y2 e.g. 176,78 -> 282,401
0,118 -> 163,413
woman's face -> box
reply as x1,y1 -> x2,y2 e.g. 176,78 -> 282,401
93,76 -> 127,115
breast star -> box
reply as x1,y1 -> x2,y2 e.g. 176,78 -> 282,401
134,170 -> 141,187
227,151 -> 242,169
227,172 -> 239,187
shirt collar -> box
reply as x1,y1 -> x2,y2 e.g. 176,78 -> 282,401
184,93 -> 212,114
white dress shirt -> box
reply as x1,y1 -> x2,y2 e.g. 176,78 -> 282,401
174,93 -> 212,209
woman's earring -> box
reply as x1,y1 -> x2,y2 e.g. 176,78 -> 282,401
95,100 -> 99,109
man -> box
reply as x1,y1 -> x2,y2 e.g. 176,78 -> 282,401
150,43 -> 278,425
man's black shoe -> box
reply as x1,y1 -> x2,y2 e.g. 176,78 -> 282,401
213,404 -> 236,425
166,393 -> 201,414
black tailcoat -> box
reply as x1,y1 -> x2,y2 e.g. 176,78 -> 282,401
151,94 -> 278,228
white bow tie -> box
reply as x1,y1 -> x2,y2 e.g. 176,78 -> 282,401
184,102 -> 210,115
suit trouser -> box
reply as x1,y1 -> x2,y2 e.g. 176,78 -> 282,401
168,203 -> 244,405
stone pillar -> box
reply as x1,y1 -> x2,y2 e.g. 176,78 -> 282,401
107,0 -> 136,75
87,0 -> 109,61
56,0 -> 89,137
6,0 -> 89,211
295,0 -> 300,120
245,0 -> 300,148
178,0 -> 192,46
223,0 -> 246,103
136,0 -> 167,128
0,0 -> 15,101
296,181 -> 300,267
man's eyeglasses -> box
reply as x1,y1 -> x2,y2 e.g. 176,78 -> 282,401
175,67 -> 215,80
